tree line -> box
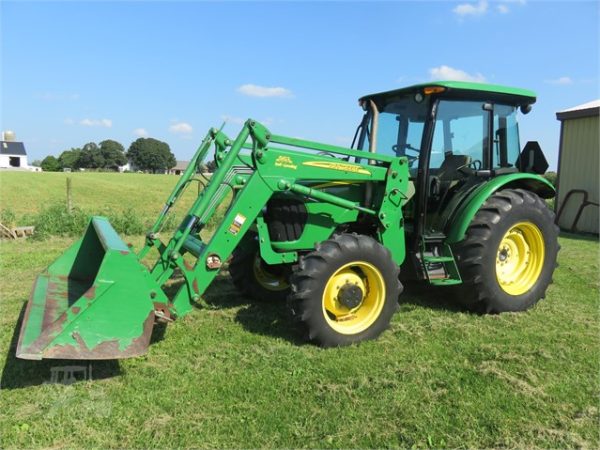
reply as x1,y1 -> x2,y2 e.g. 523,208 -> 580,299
40,138 -> 177,173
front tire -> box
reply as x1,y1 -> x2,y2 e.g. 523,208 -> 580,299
229,233 -> 291,302
453,188 -> 559,313
289,234 -> 402,347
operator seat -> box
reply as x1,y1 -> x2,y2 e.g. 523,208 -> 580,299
429,153 -> 471,204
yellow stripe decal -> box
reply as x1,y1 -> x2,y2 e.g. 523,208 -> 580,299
303,161 -> 371,175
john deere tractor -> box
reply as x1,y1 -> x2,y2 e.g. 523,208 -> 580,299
16,81 -> 558,359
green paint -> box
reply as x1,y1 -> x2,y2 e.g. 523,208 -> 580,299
17,79 -> 555,360
445,173 -> 555,243
362,81 -> 537,103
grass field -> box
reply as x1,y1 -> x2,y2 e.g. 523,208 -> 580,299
0,172 -> 598,448
0,171 -> 200,226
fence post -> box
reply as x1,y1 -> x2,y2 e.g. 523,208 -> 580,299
66,177 -> 73,214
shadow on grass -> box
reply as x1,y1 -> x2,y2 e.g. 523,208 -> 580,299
201,274 -> 306,345
559,231 -> 599,242
203,274 -> 465,344
0,304 -> 149,390
399,281 -> 468,313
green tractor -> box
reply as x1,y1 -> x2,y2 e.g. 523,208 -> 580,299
16,81 -> 559,359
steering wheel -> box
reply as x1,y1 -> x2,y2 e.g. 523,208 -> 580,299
469,159 -> 483,170
317,151 -> 338,158
393,143 -> 420,166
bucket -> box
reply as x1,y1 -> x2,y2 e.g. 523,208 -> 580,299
16,217 -> 167,360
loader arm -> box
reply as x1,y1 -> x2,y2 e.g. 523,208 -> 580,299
16,119 -> 409,360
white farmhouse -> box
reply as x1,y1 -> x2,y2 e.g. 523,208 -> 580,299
0,131 -> 41,171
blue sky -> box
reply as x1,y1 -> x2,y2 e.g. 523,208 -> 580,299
1,1 -> 598,169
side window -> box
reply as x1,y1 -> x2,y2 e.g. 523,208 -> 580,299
430,100 -> 490,170
493,104 -> 520,168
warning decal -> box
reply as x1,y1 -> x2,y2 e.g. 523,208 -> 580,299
228,213 -> 247,235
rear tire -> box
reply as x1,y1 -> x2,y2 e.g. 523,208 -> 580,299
289,234 -> 402,347
452,188 -> 559,313
229,233 -> 291,302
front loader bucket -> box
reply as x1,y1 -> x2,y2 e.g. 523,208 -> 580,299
16,217 -> 168,360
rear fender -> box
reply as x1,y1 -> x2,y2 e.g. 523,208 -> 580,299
445,173 -> 555,244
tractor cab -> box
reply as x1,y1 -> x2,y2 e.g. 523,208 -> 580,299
356,81 -> 547,279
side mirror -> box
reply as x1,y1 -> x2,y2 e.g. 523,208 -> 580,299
520,104 -> 533,114
516,141 -> 549,174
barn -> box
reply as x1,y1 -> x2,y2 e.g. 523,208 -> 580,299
555,100 -> 599,234
0,131 -> 42,171
0,133 -> 29,169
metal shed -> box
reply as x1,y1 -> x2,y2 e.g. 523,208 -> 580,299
555,99 -> 599,234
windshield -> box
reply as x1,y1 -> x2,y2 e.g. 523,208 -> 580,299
375,96 -> 430,164
354,95 -> 430,169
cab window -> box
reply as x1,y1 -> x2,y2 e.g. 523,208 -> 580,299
493,104 -> 521,169
430,100 -> 491,171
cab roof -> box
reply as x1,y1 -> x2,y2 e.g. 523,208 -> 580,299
360,81 -> 537,107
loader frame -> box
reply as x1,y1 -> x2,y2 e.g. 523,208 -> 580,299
140,120 -> 410,318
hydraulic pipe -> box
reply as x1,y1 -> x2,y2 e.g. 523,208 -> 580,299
169,124 -> 251,258
147,129 -> 216,236
288,183 -> 376,215
365,99 -> 380,208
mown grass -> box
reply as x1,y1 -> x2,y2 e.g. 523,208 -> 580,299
0,232 -> 598,448
0,171 -> 598,447
0,171 -> 202,233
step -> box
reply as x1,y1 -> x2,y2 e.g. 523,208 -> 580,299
422,233 -> 446,243
429,278 -> 462,286
423,256 -> 455,263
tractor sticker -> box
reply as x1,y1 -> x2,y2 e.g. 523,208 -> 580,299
275,155 -> 297,170
229,213 -> 247,235
303,161 -> 371,175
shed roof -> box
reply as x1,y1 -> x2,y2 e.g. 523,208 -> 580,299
173,160 -> 189,171
0,141 -> 27,156
556,99 -> 600,121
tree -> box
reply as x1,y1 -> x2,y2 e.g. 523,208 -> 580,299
205,159 -> 217,172
41,155 -> 61,172
127,138 -> 176,173
58,148 -> 82,170
79,142 -> 104,169
99,139 -> 127,170
31,159 -> 42,167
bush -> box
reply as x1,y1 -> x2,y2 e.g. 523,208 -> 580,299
107,208 -> 146,236
0,209 -> 17,227
544,171 -> 558,187
31,203 -> 89,239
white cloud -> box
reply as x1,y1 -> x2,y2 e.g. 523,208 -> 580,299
133,128 -> 148,137
64,118 -> 75,125
169,122 -> 193,134
453,0 -> 488,17
429,65 -> 486,82
496,1 -> 526,14
237,84 -> 293,98
546,76 -> 573,85
80,118 -> 112,128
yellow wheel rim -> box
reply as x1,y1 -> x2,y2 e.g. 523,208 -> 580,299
322,261 -> 385,335
252,255 -> 289,292
496,221 -> 545,296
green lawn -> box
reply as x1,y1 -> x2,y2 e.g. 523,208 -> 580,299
0,171 -> 199,222
0,232 -> 598,448
0,172 -> 598,448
